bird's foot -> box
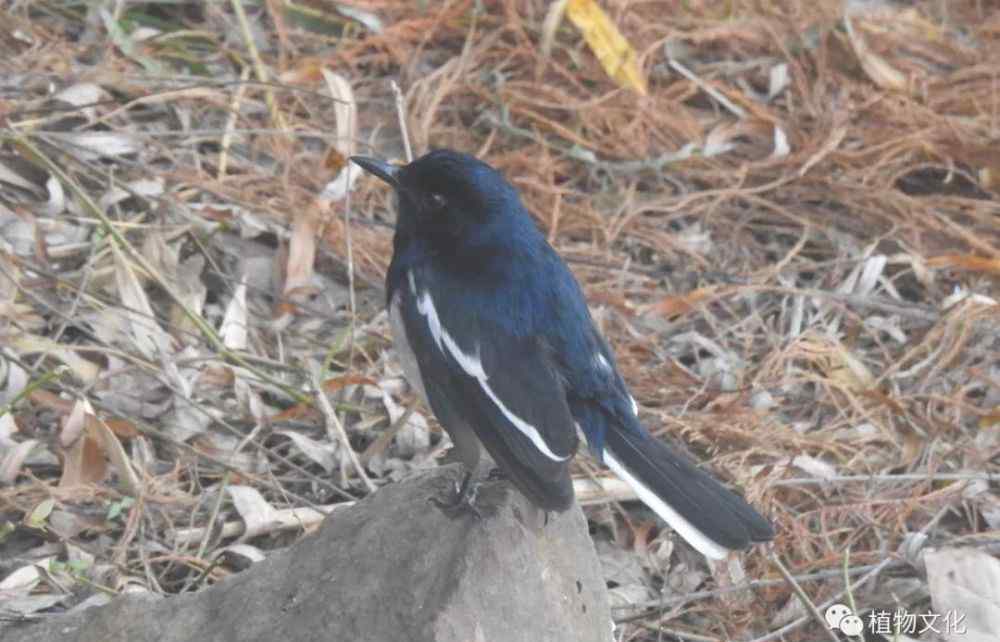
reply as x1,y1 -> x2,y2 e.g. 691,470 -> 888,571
430,470 -> 482,519
486,467 -> 507,481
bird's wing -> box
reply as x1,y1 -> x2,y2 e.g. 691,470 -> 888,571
397,271 -> 578,510
535,256 -> 774,557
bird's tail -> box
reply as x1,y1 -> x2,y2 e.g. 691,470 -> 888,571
603,425 -> 773,559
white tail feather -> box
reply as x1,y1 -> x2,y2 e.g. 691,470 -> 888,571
603,451 -> 729,559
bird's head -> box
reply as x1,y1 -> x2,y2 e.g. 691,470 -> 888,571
351,149 -> 535,256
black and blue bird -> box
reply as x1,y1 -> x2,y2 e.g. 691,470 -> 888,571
351,150 -> 773,558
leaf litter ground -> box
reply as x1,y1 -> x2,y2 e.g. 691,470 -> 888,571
1,2 -> 998,640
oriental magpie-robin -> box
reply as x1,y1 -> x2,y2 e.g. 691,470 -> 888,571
351,150 -> 773,558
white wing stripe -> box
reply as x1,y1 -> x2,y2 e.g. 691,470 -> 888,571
476,377 -> 569,461
413,279 -> 570,462
603,451 -> 729,559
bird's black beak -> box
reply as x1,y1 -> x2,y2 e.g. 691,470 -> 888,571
350,156 -> 401,188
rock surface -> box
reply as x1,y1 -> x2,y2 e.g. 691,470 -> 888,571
1,465 -> 612,642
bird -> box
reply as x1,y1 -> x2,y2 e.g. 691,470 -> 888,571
350,149 -> 773,559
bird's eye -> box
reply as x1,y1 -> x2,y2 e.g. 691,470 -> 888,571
427,192 -> 447,209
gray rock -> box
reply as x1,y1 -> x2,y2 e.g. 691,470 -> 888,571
2,465 -> 612,642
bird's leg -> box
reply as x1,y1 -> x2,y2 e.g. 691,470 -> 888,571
430,470 -> 483,519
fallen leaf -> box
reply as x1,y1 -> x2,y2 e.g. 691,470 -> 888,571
928,254 -> 1000,276
828,342 -> 876,391
1,437 -> 39,484
62,131 -> 142,158
540,0 -> 570,58
227,486 -> 279,540
276,430 -> 337,473
378,386 -> 429,458
220,277 -> 249,350
772,125 -> 791,157
0,557 -> 55,591
90,413 -> 142,495
335,5 -> 383,33
43,175 -> 65,215
925,547 -> 1000,642
59,399 -> 88,449
0,595 -> 67,616
9,333 -> 99,383
26,498 -> 55,529
111,242 -> 171,360
641,287 -> 717,318
101,417 -> 141,439
281,211 -> 319,305
566,0 -> 647,95
99,177 -> 165,211
28,389 -> 74,413
58,401 -> 107,488
54,82 -> 106,107
843,12 -> 907,92
269,401 -> 321,424
317,69 -> 359,201
323,375 -> 377,392
791,454 -> 838,481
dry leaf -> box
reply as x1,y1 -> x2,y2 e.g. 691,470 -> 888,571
641,287 -> 716,319
824,341 -> 875,391
62,132 -> 142,158
1,429 -> 39,484
102,417 -> 141,439
9,333 -> 99,383
378,386 -> 429,458
58,401 -> 107,488
282,211 -> 319,304
269,401 -> 321,424
276,430 -> 337,473
54,82 -> 106,107
925,547 -> 1000,642
26,499 -> 55,531
844,12 -> 907,93
27,389 -> 74,414
318,69 -> 359,201
928,254 -> 1000,276
335,5 -> 382,33
323,375 -> 377,392
540,0 -> 570,58
220,277 -> 249,350
772,125 -> 791,157
791,454 -> 838,481
43,175 -> 65,215
99,177 -> 165,211
59,399 -> 87,449
111,243 -> 171,360
0,594 -> 66,616
90,413 -> 141,495
566,0 -> 647,96
0,557 -> 55,592
227,486 -> 279,540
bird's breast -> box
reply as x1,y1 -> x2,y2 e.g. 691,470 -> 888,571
389,291 -> 430,406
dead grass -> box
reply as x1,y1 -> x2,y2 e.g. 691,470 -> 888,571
1,1 -> 999,640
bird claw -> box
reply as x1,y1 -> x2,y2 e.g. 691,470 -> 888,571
429,471 -> 483,519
